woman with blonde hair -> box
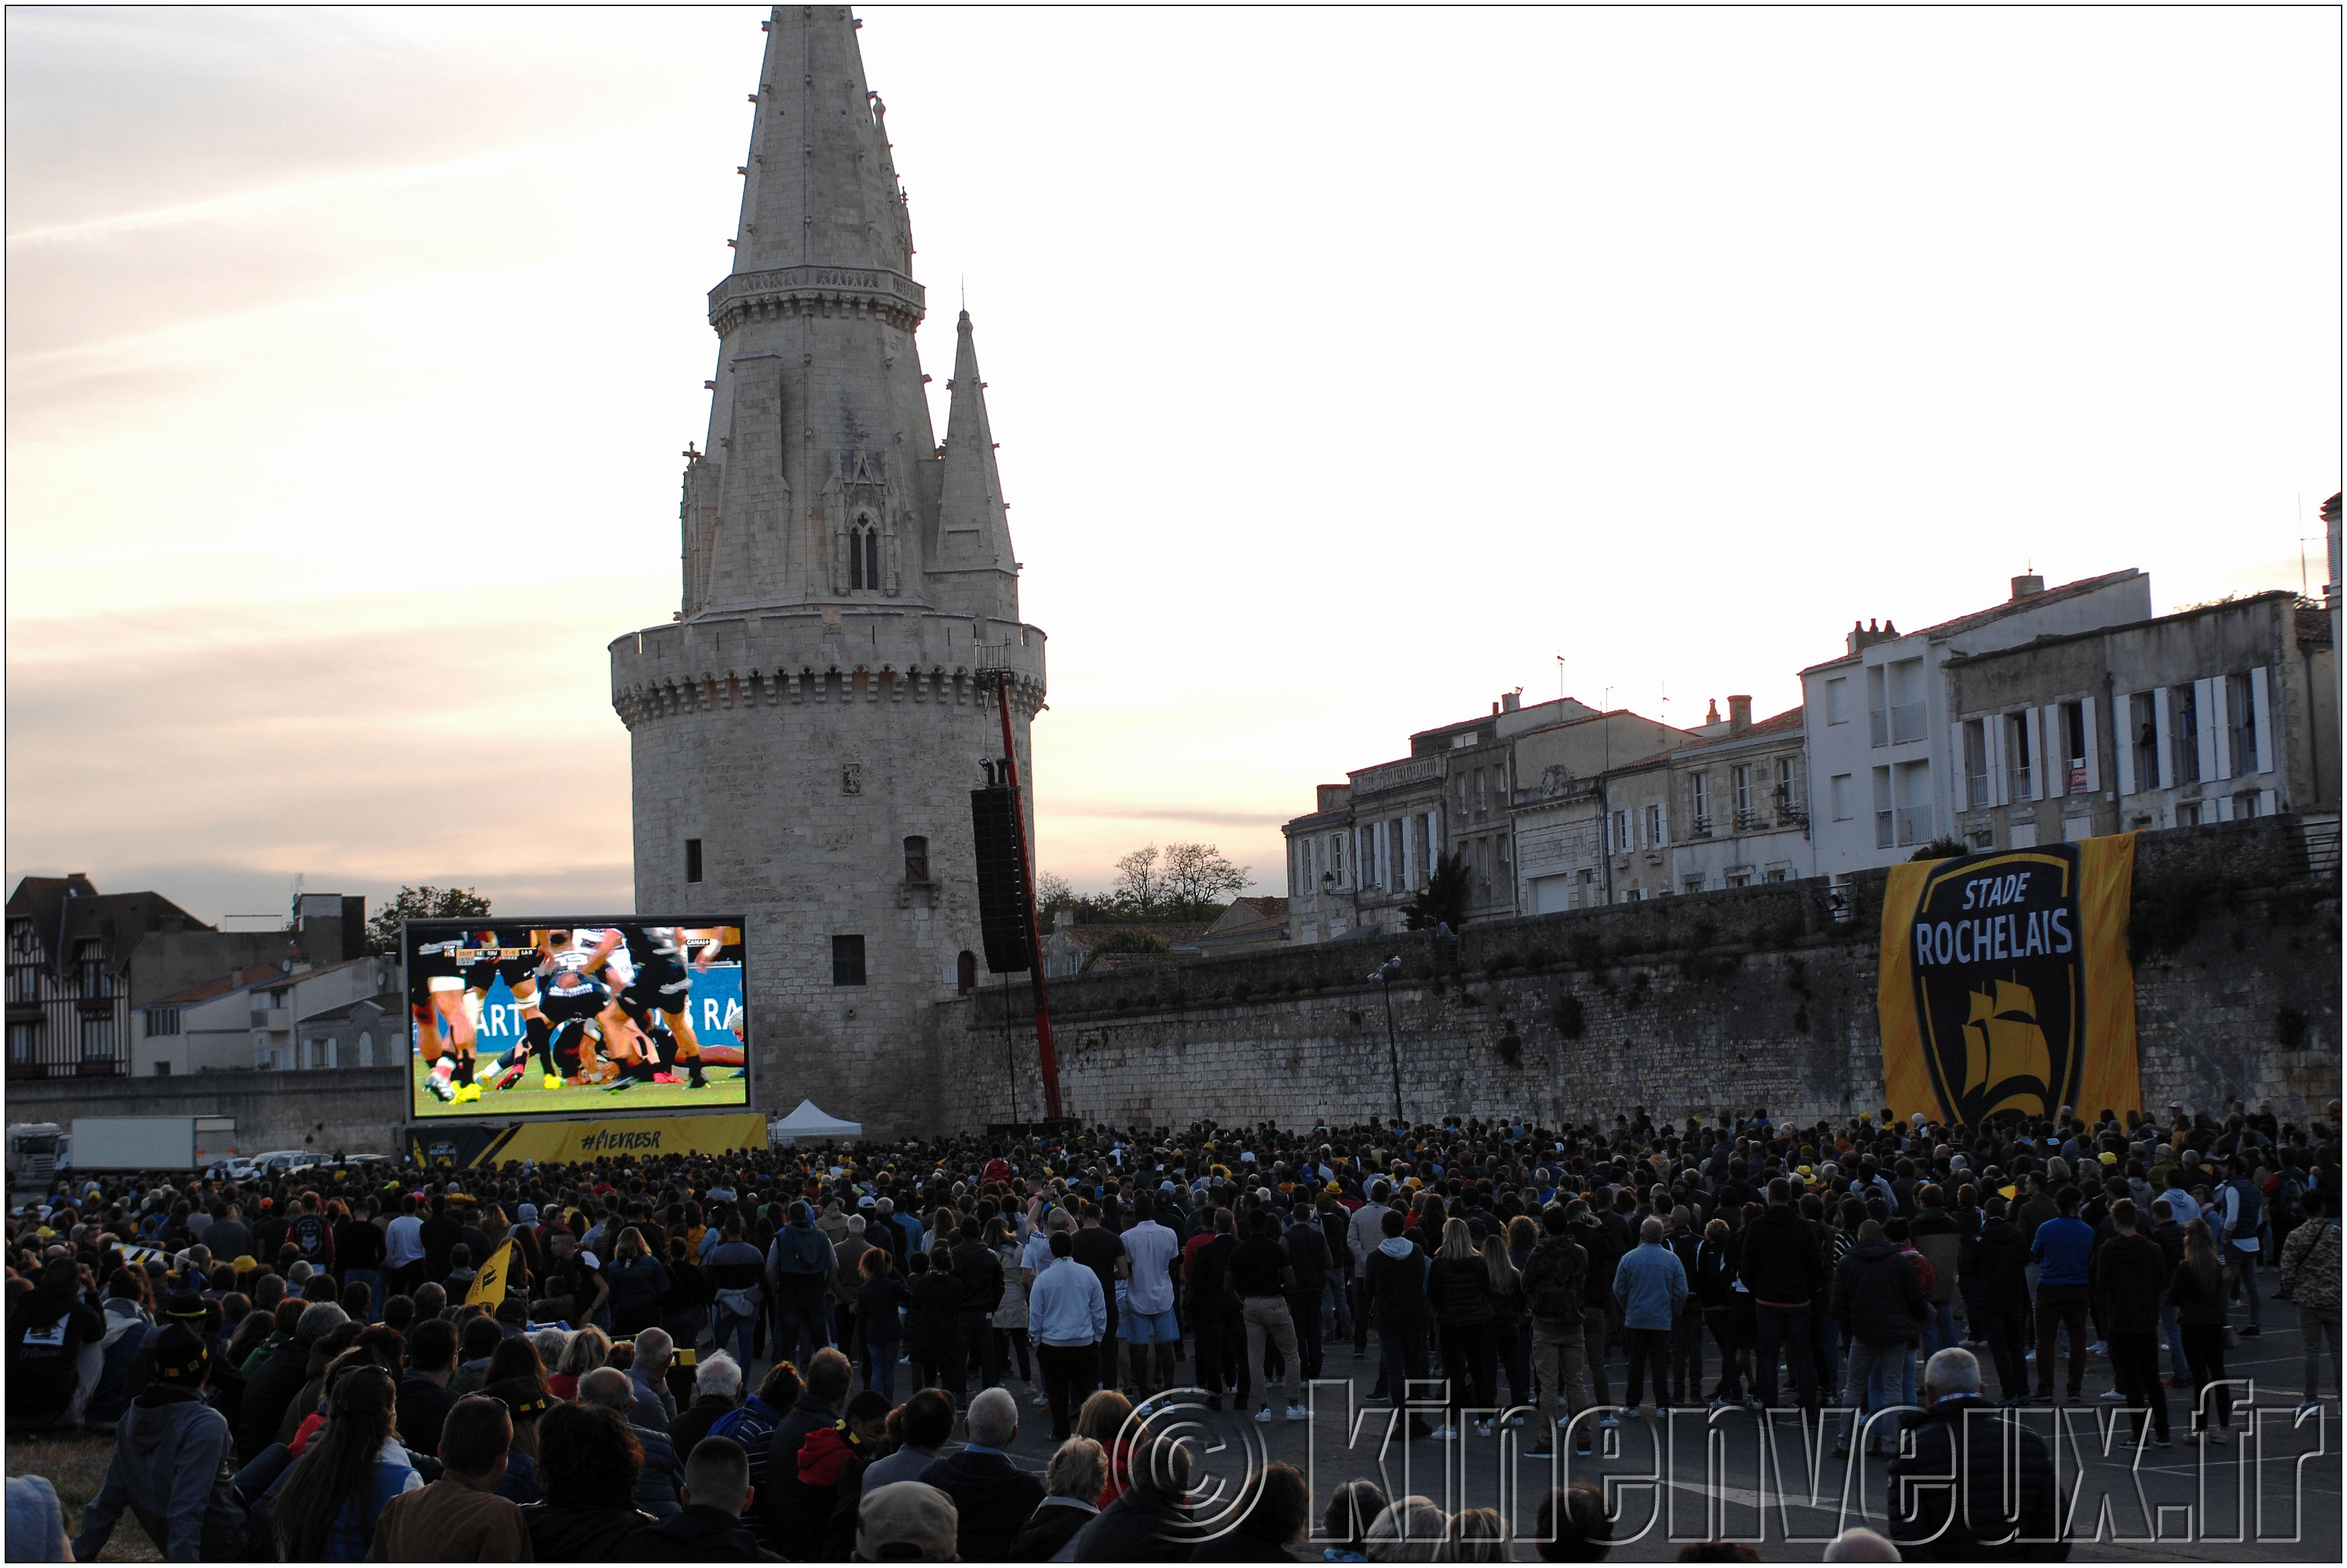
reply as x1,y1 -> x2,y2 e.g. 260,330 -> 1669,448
1434,1506 -> 1510,1562
1480,1233 -> 1529,1414
2169,1217 -> 2234,1441
549,1323 -> 610,1402
1426,1219 -> 1497,1441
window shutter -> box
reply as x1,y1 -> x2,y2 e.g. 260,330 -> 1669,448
2041,705 -> 2062,796
2018,709 -> 2040,800
2195,678 -> 2221,784
1949,725 -> 1968,811
2152,690 -> 2173,789
2250,666 -> 2274,775
1986,715 -> 2006,805
2208,677 -> 2232,781
2081,695 -> 2100,793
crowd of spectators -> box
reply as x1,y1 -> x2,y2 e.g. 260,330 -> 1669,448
5,1093 -> 2337,1561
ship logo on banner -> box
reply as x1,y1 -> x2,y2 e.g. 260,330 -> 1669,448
1879,835 -> 2139,1126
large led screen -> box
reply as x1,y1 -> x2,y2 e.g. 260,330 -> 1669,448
404,920 -> 750,1120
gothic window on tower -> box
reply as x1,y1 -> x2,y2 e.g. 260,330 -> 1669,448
903,836 -> 930,882
685,838 -> 704,884
832,934 -> 867,987
849,520 -> 882,591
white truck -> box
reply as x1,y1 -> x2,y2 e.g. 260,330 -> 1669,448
64,1116 -> 239,1174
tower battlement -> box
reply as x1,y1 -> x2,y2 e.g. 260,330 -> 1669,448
610,611 -> 1045,730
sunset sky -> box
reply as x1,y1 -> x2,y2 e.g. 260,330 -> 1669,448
7,5 -> 2339,925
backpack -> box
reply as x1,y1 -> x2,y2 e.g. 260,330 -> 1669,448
1523,1238 -> 1586,1323
2267,1170 -> 2305,1229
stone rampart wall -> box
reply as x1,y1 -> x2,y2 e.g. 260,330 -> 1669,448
939,818 -> 2340,1130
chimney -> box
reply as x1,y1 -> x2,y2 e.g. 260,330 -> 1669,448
1728,695 -> 1752,732
1053,908 -> 1074,931
1491,701 -> 1500,715
1847,617 -> 1901,655
2010,573 -> 2045,600
1705,698 -> 1721,726
1501,690 -> 1521,713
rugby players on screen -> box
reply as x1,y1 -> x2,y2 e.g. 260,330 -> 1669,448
411,928 -> 482,1103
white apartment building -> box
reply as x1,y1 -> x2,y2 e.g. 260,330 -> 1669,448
1800,570 -> 2154,876
142,955 -> 398,1075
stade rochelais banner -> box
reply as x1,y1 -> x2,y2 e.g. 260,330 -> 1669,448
1877,834 -> 2141,1126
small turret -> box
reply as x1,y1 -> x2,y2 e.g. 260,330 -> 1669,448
931,310 -> 1021,621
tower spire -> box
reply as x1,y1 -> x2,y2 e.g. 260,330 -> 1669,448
732,5 -> 909,276
933,308 -> 1019,621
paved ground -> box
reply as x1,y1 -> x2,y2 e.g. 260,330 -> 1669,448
758,1298 -> 2342,1561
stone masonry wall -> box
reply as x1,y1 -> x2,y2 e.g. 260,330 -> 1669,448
937,817 -> 2341,1131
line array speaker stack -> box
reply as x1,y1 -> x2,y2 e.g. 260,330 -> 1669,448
969,782 -> 1033,973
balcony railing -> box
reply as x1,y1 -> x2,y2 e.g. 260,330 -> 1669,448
1890,701 -> 1927,745
1894,805 -> 1931,845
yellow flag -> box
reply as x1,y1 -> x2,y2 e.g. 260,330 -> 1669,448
467,1240 -> 514,1307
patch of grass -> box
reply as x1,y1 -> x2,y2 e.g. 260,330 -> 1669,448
7,1429 -> 160,1561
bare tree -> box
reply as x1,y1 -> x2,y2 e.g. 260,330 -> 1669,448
1111,843 -> 1164,915
1163,842 -> 1249,920
1032,870 -> 1076,914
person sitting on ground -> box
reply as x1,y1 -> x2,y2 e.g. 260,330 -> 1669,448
549,1324 -> 611,1402
268,1364 -> 422,1561
636,1435 -> 783,1563
1436,1506 -> 1511,1564
858,1387 -> 958,1492
363,1394 -> 528,1562
1886,1347 -> 2063,1561
917,1385 -> 1047,1562
1533,1482 -> 1612,1563
1076,1433 -> 1196,1561
1008,1437 -> 1106,1561
1364,1496 -> 1449,1563
70,1325 -> 245,1562
628,1327 -> 677,1431
793,1388 -> 891,1550
669,1349 -> 744,1459
1190,1459 -> 1312,1561
516,1400 -> 657,1561
481,1378 -> 552,1506
856,1481 -> 960,1564
1316,1479 -> 1389,1564
450,1317 -> 504,1396
398,1317 -> 461,1460
581,1365 -> 683,1519
762,1344 -> 852,1547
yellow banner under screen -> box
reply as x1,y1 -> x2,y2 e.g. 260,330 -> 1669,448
471,1113 -> 769,1166
1878,833 -> 2138,1126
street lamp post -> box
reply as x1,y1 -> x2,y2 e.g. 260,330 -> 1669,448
1371,956 -> 1404,1129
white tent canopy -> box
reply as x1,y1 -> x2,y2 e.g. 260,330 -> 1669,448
768,1099 -> 862,1143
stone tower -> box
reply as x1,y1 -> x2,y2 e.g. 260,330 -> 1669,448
610,5 -> 1045,1137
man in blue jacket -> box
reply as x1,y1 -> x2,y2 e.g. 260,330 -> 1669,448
72,1326 -> 245,1561
1613,1217 -> 1688,1417
2028,1187 -> 2096,1402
